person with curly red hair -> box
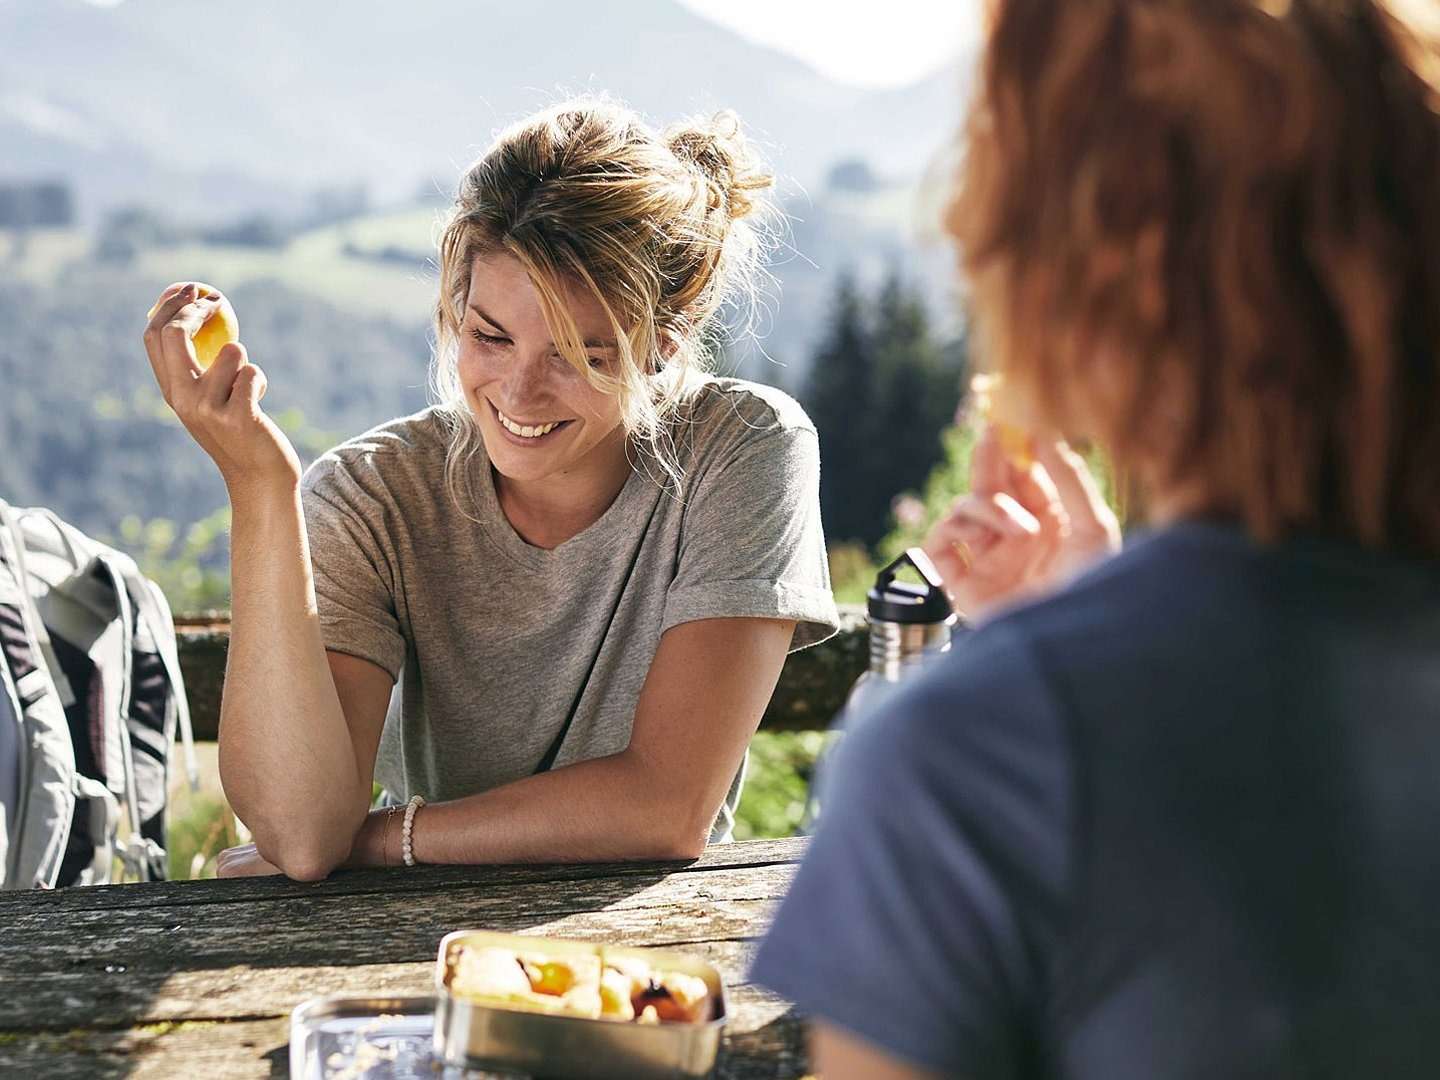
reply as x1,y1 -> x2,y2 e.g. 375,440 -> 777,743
755,2 -> 1440,1076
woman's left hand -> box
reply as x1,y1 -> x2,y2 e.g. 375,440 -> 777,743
215,843 -> 285,878
922,425 -> 1121,623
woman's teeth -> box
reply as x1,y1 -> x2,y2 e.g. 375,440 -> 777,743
497,409 -> 561,439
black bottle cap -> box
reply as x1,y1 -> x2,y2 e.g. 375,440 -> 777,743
866,547 -> 954,625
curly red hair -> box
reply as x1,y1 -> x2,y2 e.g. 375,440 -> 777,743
951,0 -> 1440,554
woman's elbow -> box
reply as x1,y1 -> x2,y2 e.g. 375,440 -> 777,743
661,833 -> 709,861
276,850 -> 338,882
254,816 -> 359,882
649,802 -> 714,861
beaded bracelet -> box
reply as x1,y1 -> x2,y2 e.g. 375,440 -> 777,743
402,794 -> 426,868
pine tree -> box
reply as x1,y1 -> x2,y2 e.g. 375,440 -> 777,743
803,272 -> 966,551
871,272 -> 966,520
803,274 -> 880,547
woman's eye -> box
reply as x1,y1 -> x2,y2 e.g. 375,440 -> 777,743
469,329 -> 510,347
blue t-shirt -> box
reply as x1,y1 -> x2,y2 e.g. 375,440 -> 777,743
752,521 -> 1440,1079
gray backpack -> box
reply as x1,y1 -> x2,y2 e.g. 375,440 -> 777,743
0,498 -> 197,889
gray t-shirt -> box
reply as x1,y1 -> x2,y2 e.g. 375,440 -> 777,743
301,378 -> 839,842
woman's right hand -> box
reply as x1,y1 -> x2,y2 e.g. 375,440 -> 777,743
142,282 -> 302,497
922,424 -> 1121,624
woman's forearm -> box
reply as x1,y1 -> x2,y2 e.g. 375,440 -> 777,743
351,750 -> 719,868
344,617 -> 791,871
218,482 -> 368,877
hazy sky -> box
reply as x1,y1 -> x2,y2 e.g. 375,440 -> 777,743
76,0 -> 983,91
676,0 -> 982,89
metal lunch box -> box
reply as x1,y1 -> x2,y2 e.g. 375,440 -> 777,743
433,929 -> 729,1079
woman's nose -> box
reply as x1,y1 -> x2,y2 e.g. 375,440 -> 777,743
501,352 -> 552,403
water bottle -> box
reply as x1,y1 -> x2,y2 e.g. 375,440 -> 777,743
802,548 -> 956,829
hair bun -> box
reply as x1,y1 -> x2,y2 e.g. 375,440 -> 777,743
666,110 -> 773,221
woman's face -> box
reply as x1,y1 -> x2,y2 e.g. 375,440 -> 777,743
457,251 -> 627,490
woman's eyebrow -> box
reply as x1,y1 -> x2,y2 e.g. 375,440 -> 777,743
467,303 -> 509,334
467,303 -> 617,350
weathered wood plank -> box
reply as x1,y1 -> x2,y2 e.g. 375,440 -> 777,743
4,861 -> 795,954
0,839 -> 813,1076
174,607 -> 866,740
2,899 -> 785,1003
0,983 -> 806,1079
0,837 -> 807,916
0,939 -> 768,1030
2,868 -> 795,1035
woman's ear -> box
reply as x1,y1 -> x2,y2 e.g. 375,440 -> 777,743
653,329 -> 681,373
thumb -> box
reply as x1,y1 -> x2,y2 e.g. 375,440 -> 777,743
216,340 -> 247,373
223,347 -> 269,410
970,423 -> 1007,497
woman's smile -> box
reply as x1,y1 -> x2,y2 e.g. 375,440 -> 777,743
490,400 -> 574,445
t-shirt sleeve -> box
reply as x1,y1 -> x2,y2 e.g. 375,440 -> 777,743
662,425 -> 840,651
301,453 -> 406,681
749,622 -> 1072,1077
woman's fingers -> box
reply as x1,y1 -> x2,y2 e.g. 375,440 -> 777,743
143,286 -> 223,399
923,493 -> 1044,591
230,351 -> 269,413
200,339 -> 247,410
215,842 -> 283,877
1008,457 -> 1064,528
961,491 -> 1041,538
144,282 -> 193,322
969,423 -> 1009,497
215,842 -> 254,876
1033,439 -> 1121,549
142,283 -> 200,396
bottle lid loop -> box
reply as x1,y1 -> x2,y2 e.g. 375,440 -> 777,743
866,547 -> 954,625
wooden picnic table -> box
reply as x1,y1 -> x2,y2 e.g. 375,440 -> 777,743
0,837 -> 810,1079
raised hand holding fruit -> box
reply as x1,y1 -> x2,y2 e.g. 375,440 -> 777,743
142,282 -> 302,496
145,282 -> 239,370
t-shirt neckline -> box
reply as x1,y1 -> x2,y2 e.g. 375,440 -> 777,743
473,442 -> 661,569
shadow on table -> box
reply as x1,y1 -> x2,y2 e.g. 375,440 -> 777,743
5,860 -> 694,1078
258,1005 -> 809,1080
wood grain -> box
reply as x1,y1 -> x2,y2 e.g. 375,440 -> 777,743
0,837 -> 807,916
0,839 -> 812,1078
0,1001 -> 805,1080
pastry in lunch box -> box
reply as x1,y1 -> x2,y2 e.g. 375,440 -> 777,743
603,955 -> 711,1024
450,946 -> 603,1019
517,951 -> 603,1018
599,965 -> 637,1021
630,969 -> 711,1024
448,943 -> 712,1025
451,946 -> 532,999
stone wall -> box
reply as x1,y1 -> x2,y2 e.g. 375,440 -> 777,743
175,606 -> 869,740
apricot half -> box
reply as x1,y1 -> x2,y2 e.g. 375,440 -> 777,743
970,373 -> 1034,470
147,283 -> 239,370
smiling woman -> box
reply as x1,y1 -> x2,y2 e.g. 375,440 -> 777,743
142,98 -> 840,882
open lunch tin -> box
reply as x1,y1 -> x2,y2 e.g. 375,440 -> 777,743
433,929 -> 729,1079
290,994 -> 439,1079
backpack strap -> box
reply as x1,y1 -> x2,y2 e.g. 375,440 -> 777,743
87,554 -> 148,880
21,509 -> 199,795
114,563 -> 198,793
0,505 -> 76,709
0,499 -> 77,889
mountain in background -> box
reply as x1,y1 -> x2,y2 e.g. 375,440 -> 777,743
0,0 -> 976,577
0,0 -> 970,223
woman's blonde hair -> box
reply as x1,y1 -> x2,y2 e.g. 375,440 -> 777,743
430,98 -> 775,511
950,0 -> 1440,555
